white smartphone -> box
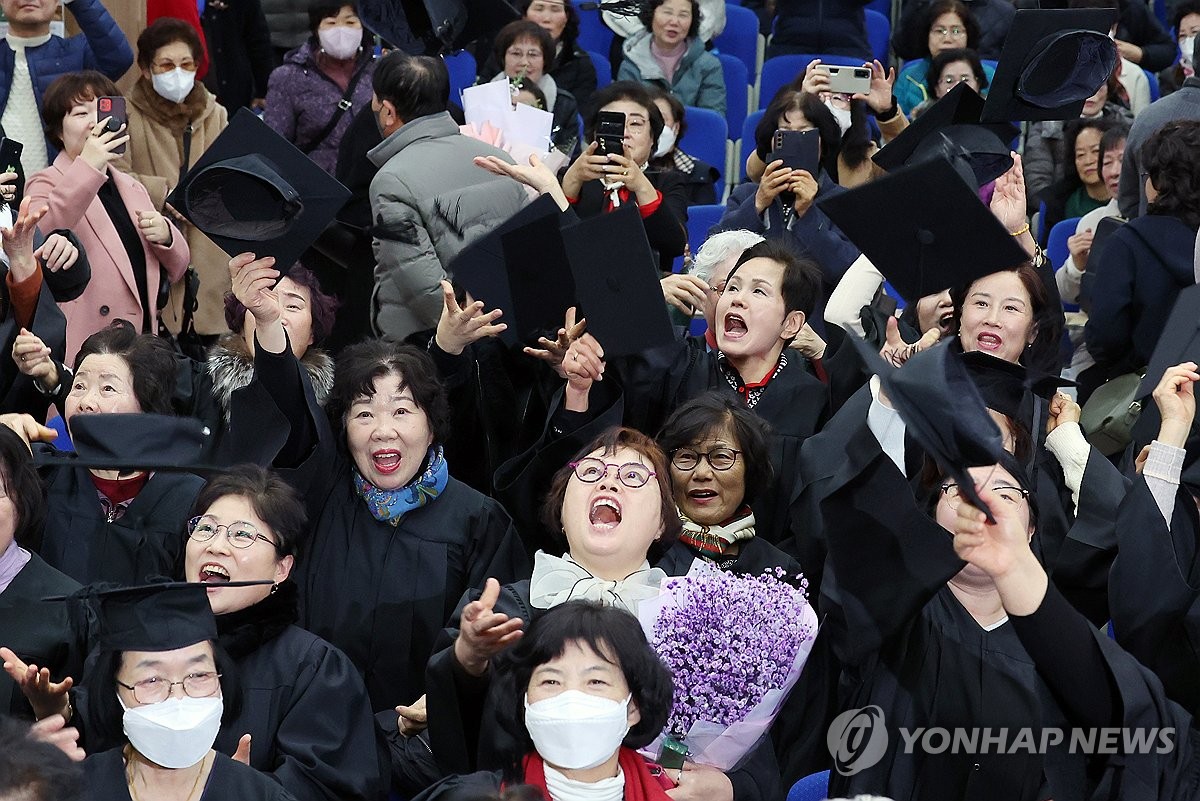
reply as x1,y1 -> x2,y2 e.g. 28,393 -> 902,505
817,64 -> 872,95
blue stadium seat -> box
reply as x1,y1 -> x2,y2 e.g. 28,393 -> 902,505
680,107 -> 728,201
577,8 -> 614,57
714,4 -> 761,79
786,770 -> 830,801
1145,68 -> 1161,102
740,109 -> 764,181
444,50 -> 476,104
671,203 -> 726,274
865,9 -> 890,63
866,0 -> 890,17
718,53 -> 749,147
588,50 -> 612,90
758,54 -> 863,109
1046,216 -> 1082,312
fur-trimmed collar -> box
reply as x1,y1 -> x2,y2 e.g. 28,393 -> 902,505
129,76 -> 218,129
206,337 -> 334,423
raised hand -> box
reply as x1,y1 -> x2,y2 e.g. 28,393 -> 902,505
35,233 -> 80,273
453,578 -> 525,677
229,253 -> 285,354
790,169 -> 819,217
952,483 -> 1047,615
562,142 -> 611,198
12,328 -> 57,388
1,197 -> 49,281
1152,362 -> 1200,447
879,315 -> 939,367
855,59 -> 898,115
80,118 -> 129,173
434,280 -> 506,356
1,646 -> 72,720
661,274 -> 710,315
754,160 -> 792,214
524,306 -> 587,378
1067,228 -> 1094,270
1045,391 -> 1082,435
990,154 -> 1033,255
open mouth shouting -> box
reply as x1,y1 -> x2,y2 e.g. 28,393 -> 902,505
976,331 -> 1004,353
198,562 -> 231,585
589,495 -> 623,531
372,449 -> 402,475
723,313 -> 748,340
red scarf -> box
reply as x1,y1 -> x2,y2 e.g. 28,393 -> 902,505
514,749 -> 675,800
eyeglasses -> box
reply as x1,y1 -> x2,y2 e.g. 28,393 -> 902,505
940,483 -> 1030,508
671,447 -> 742,471
569,457 -> 655,488
506,48 -> 544,60
116,672 -> 222,705
932,25 -> 966,37
152,60 -> 197,73
940,74 -> 977,86
187,516 -> 277,549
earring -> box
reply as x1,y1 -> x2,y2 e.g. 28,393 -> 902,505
270,583 -> 279,595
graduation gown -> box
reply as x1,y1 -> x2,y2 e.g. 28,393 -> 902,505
36,466 -> 204,586
236,345 -> 530,713
213,586 -> 385,801
1109,478 -> 1200,717
84,748 -> 297,801
0,552 -> 82,717
820,453 -> 1093,801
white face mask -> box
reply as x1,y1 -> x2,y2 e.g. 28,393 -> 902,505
525,691 -> 632,770
826,101 -> 852,134
120,695 -> 223,769
1182,36 -> 1196,75
152,68 -> 195,104
653,124 -> 677,159
319,26 -> 362,60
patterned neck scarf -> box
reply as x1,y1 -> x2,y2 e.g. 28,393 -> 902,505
717,352 -> 787,408
678,507 -> 757,561
353,445 -> 448,526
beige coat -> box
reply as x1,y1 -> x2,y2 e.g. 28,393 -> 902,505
115,78 -> 230,335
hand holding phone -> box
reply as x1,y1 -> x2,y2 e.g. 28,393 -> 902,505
97,96 -> 128,156
594,110 -> 626,158
816,64 -> 872,95
770,129 -> 820,176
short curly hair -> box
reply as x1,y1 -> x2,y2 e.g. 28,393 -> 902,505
73,320 -> 179,416
327,340 -> 452,444
1143,119 -> 1200,231
638,0 -> 702,38
223,265 -> 340,345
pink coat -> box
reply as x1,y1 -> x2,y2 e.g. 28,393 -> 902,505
26,153 -> 190,362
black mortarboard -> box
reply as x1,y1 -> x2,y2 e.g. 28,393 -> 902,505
167,109 -> 350,274
561,205 -> 675,359
1137,284 -> 1200,399
960,349 -> 1075,420
874,84 -> 1018,189
848,336 -> 1006,520
981,8 -> 1119,123
359,0 -> 519,53
818,157 -> 1029,303
34,414 -> 210,471
450,194 -> 576,347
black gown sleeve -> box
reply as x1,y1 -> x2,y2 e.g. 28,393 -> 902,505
1109,477 -> 1200,715
644,170 -> 688,261
250,337 -> 317,467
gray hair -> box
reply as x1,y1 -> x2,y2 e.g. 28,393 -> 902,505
689,230 -> 766,285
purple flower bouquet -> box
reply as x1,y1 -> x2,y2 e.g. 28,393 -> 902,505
637,559 -> 818,771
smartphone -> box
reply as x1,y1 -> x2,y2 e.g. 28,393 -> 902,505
98,96 -> 127,156
0,137 -> 22,177
594,110 -> 626,157
771,129 -> 820,176
818,64 -> 872,95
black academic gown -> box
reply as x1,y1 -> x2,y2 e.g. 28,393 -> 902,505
237,345 -> 530,713
213,586 -> 385,801
0,552 -> 81,717
1109,478 -> 1200,717
820,453 -> 1095,801
85,748 -> 297,801
423,572 -> 784,801
36,466 -> 204,586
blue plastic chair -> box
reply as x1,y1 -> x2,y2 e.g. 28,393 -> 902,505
714,4 -> 761,79
577,9 -> 614,58
1046,216 -> 1082,312
1154,0 -> 1168,27
866,0 -> 890,17
759,54 -> 863,109
588,50 -> 612,90
718,53 -> 749,148
740,109 -> 764,181
1145,68 -> 1161,102
671,203 -> 726,274
443,50 -> 476,104
865,9 -> 890,63
680,107 -> 728,201
786,770 -> 830,801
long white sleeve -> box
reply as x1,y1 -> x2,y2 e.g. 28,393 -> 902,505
824,254 -> 884,338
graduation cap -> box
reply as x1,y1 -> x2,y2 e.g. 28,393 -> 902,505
960,349 -> 1075,420
981,8 -> 1119,123
873,84 -> 1018,189
34,414 -> 211,472
818,157 -> 1029,304
561,204 -> 675,359
167,109 -> 350,274
848,336 -> 1006,520
359,0 -> 519,53
450,194 -> 576,347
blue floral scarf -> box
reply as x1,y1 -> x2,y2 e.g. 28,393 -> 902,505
353,445 -> 448,525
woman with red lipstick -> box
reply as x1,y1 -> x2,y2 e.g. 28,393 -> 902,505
225,253 -> 529,728
616,0 -> 726,116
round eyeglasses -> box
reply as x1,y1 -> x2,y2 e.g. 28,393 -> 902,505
940,483 -> 1030,508
569,457 -> 655,488
670,447 -> 742,471
187,516 -> 277,549
116,672 -> 222,705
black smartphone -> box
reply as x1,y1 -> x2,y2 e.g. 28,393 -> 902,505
770,129 -> 820,176
0,137 -> 22,178
98,96 -> 127,156
594,110 -> 625,157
